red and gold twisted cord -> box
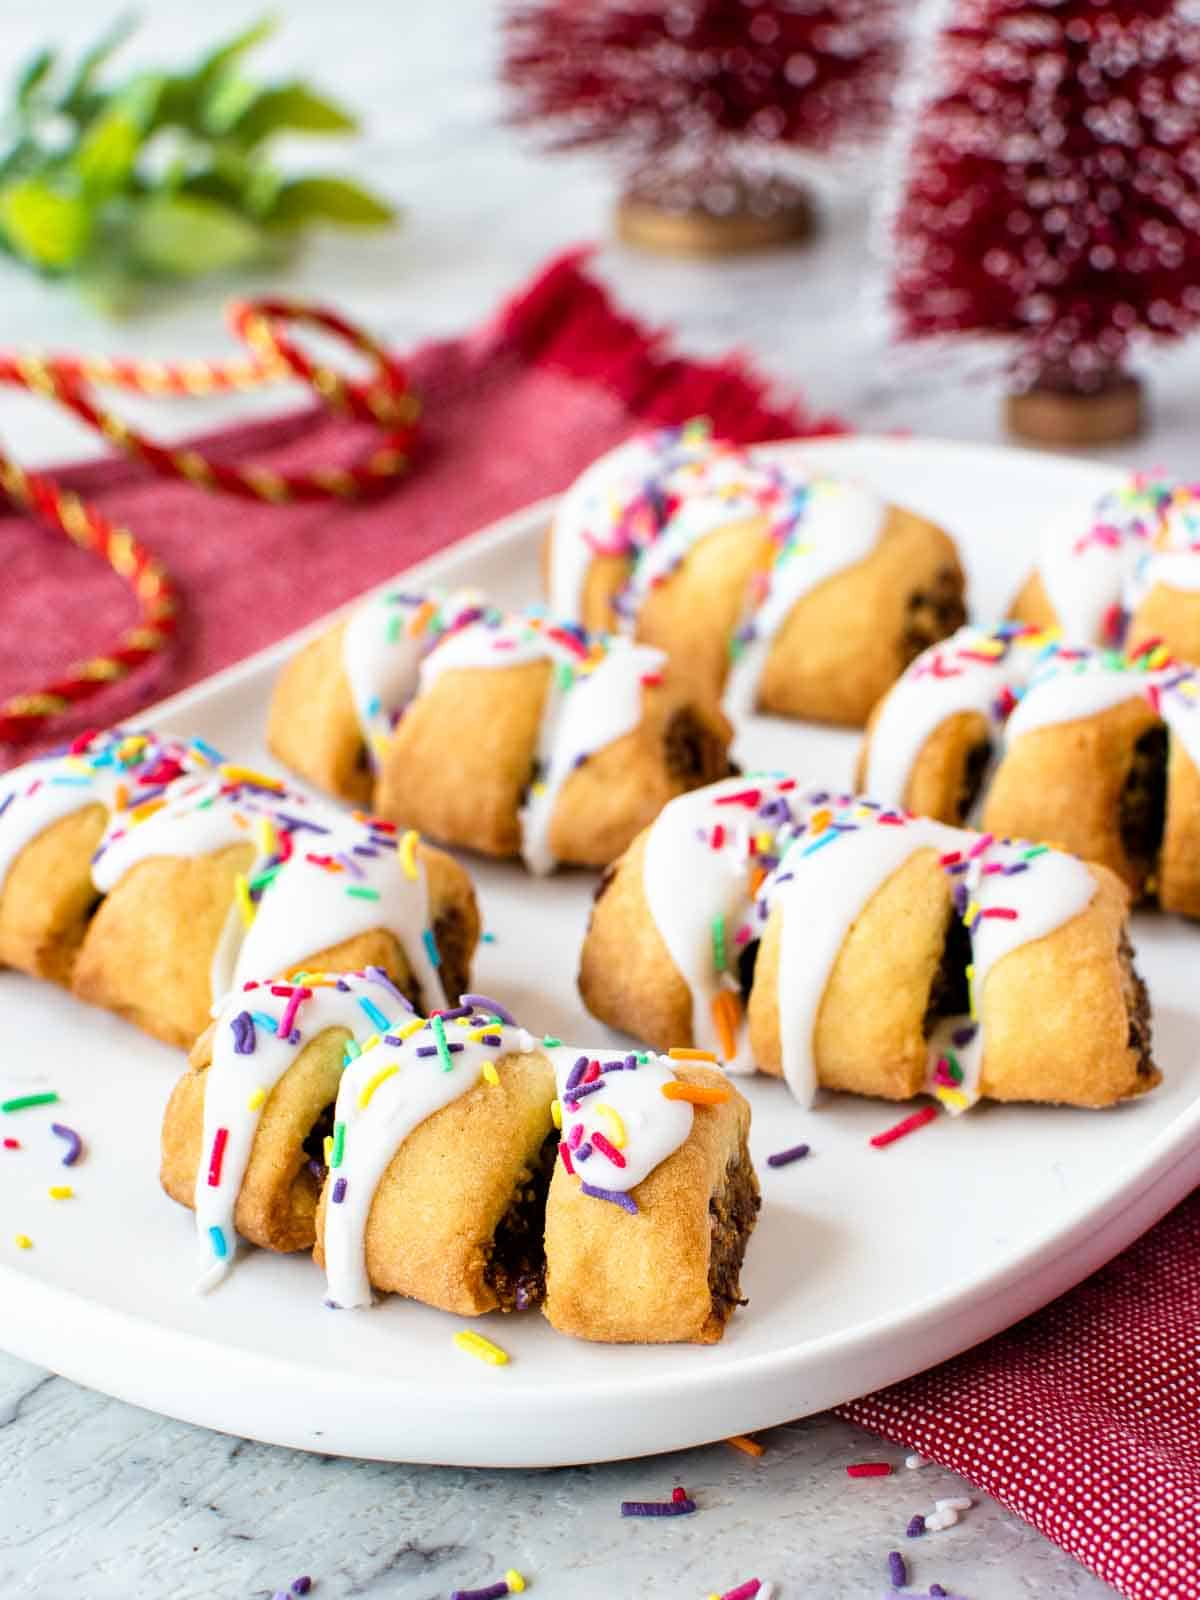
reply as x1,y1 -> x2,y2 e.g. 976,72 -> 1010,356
0,298 -> 420,748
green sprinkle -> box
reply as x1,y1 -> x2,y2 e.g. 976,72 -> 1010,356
541,1034 -> 561,1048
711,914 -> 727,974
945,1051 -> 964,1085
432,1013 -> 453,1071
386,614 -> 402,643
636,1052 -> 651,1063
344,1039 -> 362,1066
1023,844 -> 1050,860
330,1121 -> 346,1169
346,886 -> 381,901
1,1092 -> 59,1114
556,662 -> 575,692
728,636 -> 745,661
247,866 -> 280,894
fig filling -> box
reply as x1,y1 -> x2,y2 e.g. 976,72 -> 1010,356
737,938 -> 760,1004
302,1101 -> 337,1187
956,738 -> 992,824
1118,725 -> 1168,884
484,1129 -> 558,1312
923,911 -> 973,1034
1119,931 -> 1156,1082
664,707 -> 733,787
430,904 -> 473,1006
707,1153 -> 761,1323
901,565 -> 967,665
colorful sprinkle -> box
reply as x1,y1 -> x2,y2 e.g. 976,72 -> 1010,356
208,1225 -> 228,1260
358,1064 -> 399,1109
207,1127 -> 229,1187
1,1092 -> 59,1114
621,1497 -> 697,1517
661,1080 -> 732,1106
888,1551 -> 907,1587
725,1434 -> 764,1458
580,1181 -> 637,1213
399,828 -> 419,880
766,1142 -> 809,1167
453,1330 -> 509,1367
869,1106 -> 939,1149
49,1123 -> 83,1166
14,1233 -> 32,1250
846,1462 -> 892,1478
48,1185 -> 73,1200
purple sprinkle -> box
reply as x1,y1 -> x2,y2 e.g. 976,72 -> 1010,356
272,1591 -> 290,1600
450,1586 -> 508,1600
620,1498 -> 696,1517
575,1142 -> 593,1161
336,979 -> 351,991
929,1588 -> 948,1598
1004,861 -> 1030,876
951,1024 -> 977,1048
416,1042 -> 464,1057
888,1551 -> 907,1587
581,1182 -> 637,1214
50,1123 -> 83,1167
351,843 -> 379,857
906,1514 -> 926,1538
460,993 -> 517,1026
436,1004 -> 472,1021
565,1055 -> 589,1092
334,851 -> 365,879
288,1029 -> 301,1046
331,1178 -> 347,1205
564,1079 -> 606,1102
231,1011 -> 256,1055
480,1033 -> 502,1046
364,966 -> 413,1009
767,1142 -> 810,1168
773,870 -> 794,886
290,1581 -> 312,1598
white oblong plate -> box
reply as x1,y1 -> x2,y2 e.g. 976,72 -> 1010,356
1,436 -> 1196,1468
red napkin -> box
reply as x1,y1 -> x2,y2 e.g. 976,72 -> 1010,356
0,246 -> 842,766
2,247 -> 1196,1600
838,1188 -> 1200,1600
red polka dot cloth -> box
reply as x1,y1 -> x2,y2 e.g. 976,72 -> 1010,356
839,1185 -> 1200,1600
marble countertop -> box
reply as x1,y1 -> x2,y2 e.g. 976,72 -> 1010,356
0,1 -> 1173,1593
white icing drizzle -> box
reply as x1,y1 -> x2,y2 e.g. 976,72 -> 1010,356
90,765 -> 443,1016
353,592 -> 665,876
637,777 -> 1102,1113
549,1046 -> 694,1202
1004,659 -> 1149,741
321,1006 -> 539,1310
341,587 -> 486,766
722,477 -> 886,719
0,729 -> 219,904
193,968 -> 410,1291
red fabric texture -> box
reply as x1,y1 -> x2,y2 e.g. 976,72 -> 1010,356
0,246 -> 842,766
838,1188 -> 1200,1600
3,246 -> 1198,1600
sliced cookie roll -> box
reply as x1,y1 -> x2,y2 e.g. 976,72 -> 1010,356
268,587 -> 733,875
544,423 -> 966,726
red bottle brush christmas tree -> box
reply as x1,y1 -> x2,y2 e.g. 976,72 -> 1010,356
502,0 -> 904,255
891,0 -> 1200,446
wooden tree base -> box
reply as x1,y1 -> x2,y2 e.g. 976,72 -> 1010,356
615,191 -> 815,257
1006,376 -> 1145,448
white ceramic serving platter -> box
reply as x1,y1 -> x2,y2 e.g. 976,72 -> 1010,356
1,436 -> 1198,1469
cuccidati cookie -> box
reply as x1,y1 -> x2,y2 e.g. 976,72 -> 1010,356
268,587 -> 733,875
0,729 -> 478,1048
858,626 -> 1200,916
580,777 -> 1157,1112
543,422 -> 967,726
163,975 -> 759,1344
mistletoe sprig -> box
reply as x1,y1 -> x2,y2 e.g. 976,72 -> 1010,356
0,14 -> 395,310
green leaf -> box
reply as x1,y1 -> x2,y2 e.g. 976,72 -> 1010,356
219,81 -> 356,144
74,107 -> 141,194
263,175 -> 393,228
0,179 -> 92,269
192,15 -> 276,95
128,192 -> 263,276
14,48 -> 55,108
59,13 -> 138,120
153,17 -> 276,133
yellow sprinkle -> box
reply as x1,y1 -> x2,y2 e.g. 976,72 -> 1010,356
358,1064 -> 400,1109
453,1330 -> 509,1367
725,1433 -> 764,1457
505,1573 -> 526,1594
394,1017 -> 425,1041
235,874 -> 255,928
62,756 -> 92,775
130,797 -> 166,824
399,829 -> 420,881
323,1135 -> 334,1167
254,815 -> 279,858
966,962 -> 977,1021
220,764 -> 284,791
754,830 -> 773,854
592,1102 -> 627,1149
48,1185 -> 73,1200
15,1234 -> 32,1250
550,1098 -> 562,1129
936,1087 -> 970,1111
963,898 -> 980,928
482,1061 -> 500,1086
360,1033 -> 382,1054
247,1087 -> 267,1111
117,734 -> 147,760
531,781 -> 547,798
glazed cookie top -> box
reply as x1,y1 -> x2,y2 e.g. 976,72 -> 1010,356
549,422 -> 888,719
866,626 -> 1200,810
340,588 -> 667,875
1032,471 -> 1200,644
638,777 -> 1101,1113
89,761 -> 443,1011
194,966 -> 413,1290
0,727 -> 221,899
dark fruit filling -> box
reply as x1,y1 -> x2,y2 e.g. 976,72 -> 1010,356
708,1154 -> 761,1323
664,707 -> 733,787
923,911 -> 972,1034
484,1129 -> 559,1312
1118,724 -> 1168,879
957,738 -> 992,823
302,1101 -> 336,1186
1119,931 -> 1156,1081
901,565 -> 967,664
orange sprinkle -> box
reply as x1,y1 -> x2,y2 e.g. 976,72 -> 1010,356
129,797 -> 165,823
668,1047 -> 719,1063
662,1081 -> 732,1106
406,599 -> 437,637
112,781 -> 129,811
749,865 -> 767,898
710,990 -> 742,1062
725,1434 -> 764,1458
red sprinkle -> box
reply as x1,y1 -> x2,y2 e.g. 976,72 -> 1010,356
582,1059 -> 601,1084
715,787 -> 762,808
591,1131 -> 627,1168
980,906 -> 1019,920
672,1485 -> 689,1503
846,1462 -> 893,1478
710,823 -> 726,850
207,1127 -> 229,1187
3,1137 -> 19,1150
869,1106 -> 939,1150
559,1142 -> 575,1177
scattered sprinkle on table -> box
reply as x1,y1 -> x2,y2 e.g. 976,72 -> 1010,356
766,1142 -> 810,1168
1,1091 -> 59,1114
888,1551 -> 907,1586
48,1185 -> 73,1200
14,1234 -> 32,1250
907,1514 -> 927,1538
869,1105 -> 939,1149
846,1461 -> 893,1478
621,1495 -> 697,1517
725,1434 -> 764,1457
453,1329 -> 509,1366
449,1574 -> 525,1600
2,1137 -> 19,1150
49,1122 -> 83,1165
290,1581 -> 312,1597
